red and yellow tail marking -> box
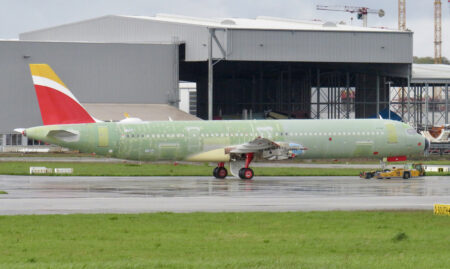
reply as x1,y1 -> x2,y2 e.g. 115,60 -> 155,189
29,64 -> 95,125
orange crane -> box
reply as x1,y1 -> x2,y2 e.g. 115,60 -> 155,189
316,5 -> 385,27
435,0 -> 442,64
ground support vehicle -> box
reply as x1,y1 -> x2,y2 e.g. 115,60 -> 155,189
360,163 -> 425,179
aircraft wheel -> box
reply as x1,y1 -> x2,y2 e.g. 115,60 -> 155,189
213,167 -> 219,178
239,168 -> 254,180
403,172 -> 410,179
216,167 -> 228,179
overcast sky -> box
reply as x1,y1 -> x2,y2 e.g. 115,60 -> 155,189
0,0 -> 448,58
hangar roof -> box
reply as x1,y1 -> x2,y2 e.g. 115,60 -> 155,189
19,14 -> 412,63
412,64 -> 450,84
121,14 -> 400,32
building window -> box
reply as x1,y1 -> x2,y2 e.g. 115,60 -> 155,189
189,91 -> 197,115
5,134 -> 22,146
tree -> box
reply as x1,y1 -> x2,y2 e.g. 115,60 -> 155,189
413,56 -> 450,64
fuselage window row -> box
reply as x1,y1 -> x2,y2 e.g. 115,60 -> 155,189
122,131 -> 385,138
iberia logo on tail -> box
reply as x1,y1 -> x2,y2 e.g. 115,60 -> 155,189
29,64 -> 96,125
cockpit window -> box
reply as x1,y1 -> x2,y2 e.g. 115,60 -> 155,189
406,129 -> 417,135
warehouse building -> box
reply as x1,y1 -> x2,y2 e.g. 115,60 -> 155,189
0,14 -> 417,151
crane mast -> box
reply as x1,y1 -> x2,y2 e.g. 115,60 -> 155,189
434,0 -> 442,64
398,0 -> 406,30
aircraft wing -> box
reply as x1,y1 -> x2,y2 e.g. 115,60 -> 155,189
228,137 -> 280,153
227,137 -> 307,158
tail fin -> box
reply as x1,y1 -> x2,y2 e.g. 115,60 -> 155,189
29,64 -> 96,125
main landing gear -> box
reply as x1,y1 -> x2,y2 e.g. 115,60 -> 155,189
213,153 -> 255,180
238,153 -> 254,180
213,162 -> 228,179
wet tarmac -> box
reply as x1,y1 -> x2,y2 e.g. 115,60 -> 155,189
1,175 -> 449,215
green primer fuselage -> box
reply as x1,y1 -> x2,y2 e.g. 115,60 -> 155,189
25,119 -> 426,162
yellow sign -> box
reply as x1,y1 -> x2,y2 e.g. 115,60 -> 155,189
434,204 -> 450,216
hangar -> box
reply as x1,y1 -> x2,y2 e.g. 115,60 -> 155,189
18,14 -> 413,119
0,14 -> 426,150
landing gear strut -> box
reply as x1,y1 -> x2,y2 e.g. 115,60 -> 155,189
213,162 -> 228,179
239,153 -> 254,180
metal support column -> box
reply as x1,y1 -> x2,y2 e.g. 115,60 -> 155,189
346,72 -> 350,119
446,83 -> 449,125
316,68 -> 320,119
207,28 -> 214,120
425,83 -> 429,130
414,86 -> 417,126
376,74 -> 380,117
407,76 -> 411,123
327,87 -> 330,118
432,85 -> 435,126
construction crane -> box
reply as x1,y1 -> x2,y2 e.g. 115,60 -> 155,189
316,5 -> 385,27
434,0 -> 442,64
398,0 -> 406,30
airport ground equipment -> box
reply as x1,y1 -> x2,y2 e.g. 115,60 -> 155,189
360,163 -> 425,179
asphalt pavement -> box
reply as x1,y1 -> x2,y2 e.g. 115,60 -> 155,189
1,175 -> 449,215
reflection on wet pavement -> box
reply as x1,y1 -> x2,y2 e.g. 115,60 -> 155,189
1,175 -> 449,199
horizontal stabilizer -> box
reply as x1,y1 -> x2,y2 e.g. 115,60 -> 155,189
46,129 -> 80,142
14,128 -> 25,134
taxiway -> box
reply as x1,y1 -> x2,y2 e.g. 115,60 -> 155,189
1,175 -> 449,215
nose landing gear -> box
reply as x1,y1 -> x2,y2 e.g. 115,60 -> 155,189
213,162 -> 228,179
238,153 -> 254,180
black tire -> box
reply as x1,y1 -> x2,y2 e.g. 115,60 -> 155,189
216,167 -> 227,179
403,172 -> 410,179
365,172 -> 373,179
239,168 -> 254,180
213,167 -> 219,178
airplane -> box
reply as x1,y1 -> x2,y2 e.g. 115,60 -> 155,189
19,64 -> 429,180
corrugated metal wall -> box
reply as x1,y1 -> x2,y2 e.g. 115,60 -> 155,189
227,29 -> 412,63
0,41 -> 178,132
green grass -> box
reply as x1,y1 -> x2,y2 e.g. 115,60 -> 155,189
0,190 -> 7,194
0,152 -> 99,158
0,211 -> 448,268
0,161 -> 363,176
1,161 -> 450,177
0,161 -> 449,177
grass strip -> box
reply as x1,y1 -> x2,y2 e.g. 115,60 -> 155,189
0,161 -> 363,176
0,161 -> 449,177
0,211 -> 448,268
0,190 -> 7,194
